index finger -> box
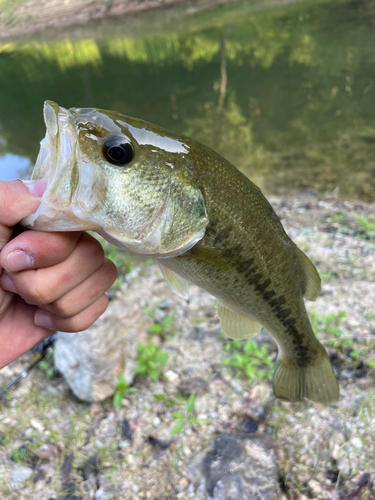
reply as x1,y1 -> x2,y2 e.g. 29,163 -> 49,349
0,180 -> 47,250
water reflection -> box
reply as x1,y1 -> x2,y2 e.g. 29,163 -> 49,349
0,0 -> 374,201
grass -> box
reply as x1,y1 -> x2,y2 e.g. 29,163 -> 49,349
153,393 -> 206,435
221,339 -> 274,383
113,373 -> 137,408
310,308 -> 375,370
135,341 -> 169,381
144,306 -> 176,339
355,215 -> 375,242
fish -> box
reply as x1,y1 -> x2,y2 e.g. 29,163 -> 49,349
22,100 -> 339,404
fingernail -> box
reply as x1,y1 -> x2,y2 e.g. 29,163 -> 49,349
4,250 -> 34,272
20,179 -> 48,198
34,311 -> 53,329
0,274 -> 16,294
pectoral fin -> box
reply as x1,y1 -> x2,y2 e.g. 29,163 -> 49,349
218,303 -> 261,340
183,244 -> 239,271
158,264 -> 190,299
295,247 -> 321,301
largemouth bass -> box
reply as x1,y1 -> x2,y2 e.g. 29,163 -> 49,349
22,101 -> 339,404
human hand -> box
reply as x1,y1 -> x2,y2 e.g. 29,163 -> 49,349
0,180 -> 117,369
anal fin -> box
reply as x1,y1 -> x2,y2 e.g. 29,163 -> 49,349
218,303 -> 261,340
158,264 -> 190,299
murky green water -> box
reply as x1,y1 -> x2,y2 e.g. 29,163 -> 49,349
0,0 -> 374,201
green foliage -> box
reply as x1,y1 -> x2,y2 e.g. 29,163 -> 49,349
10,446 -> 33,464
113,374 -> 137,408
144,307 -> 176,339
310,309 -> 347,339
355,216 -> 375,242
310,308 -> 369,363
135,341 -> 169,381
222,339 -> 274,383
98,238 -> 134,285
38,350 -> 54,379
153,393 -> 206,435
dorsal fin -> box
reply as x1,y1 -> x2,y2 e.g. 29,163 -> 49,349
218,303 -> 261,340
158,264 -> 190,299
295,247 -> 321,301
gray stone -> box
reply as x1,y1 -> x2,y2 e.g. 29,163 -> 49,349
11,466 -> 33,487
189,433 -> 281,500
94,485 -> 116,500
54,292 -> 151,402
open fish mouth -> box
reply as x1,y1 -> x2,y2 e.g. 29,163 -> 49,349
22,101 -> 102,231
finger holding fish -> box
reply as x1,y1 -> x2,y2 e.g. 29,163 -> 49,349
0,233 -> 108,306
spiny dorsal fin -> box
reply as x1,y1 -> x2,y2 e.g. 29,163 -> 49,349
158,264 -> 190,299
295,247 -> 321,301
218,303 -> 261,340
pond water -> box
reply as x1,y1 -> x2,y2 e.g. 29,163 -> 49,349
0,0 -> 374,201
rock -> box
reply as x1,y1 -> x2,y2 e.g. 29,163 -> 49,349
229,379 -> 243,393
177,377 -> 209,396
350,437 -> 363,449
11,466 -> 33,487
30,417 -> 44,433
236,414 -> 259,433
164,370 -> 179,382
188,433 -> 281,499
153,417 -> 161,427
54,293 -> 151,402
308,479 -> 322,496
94,485 -> 116,500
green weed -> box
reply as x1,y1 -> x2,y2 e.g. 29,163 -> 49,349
113,374 -> 137,408
355,215 -> 375,242
38,350 -> 54,379
147,312 -> 175,339
135,341 -> 169,381
153,393 -> 206,435
222,339 -> 274,383
94,236 -> 136,284
310,309 -> 370,363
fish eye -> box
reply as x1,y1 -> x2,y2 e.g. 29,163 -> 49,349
103,137 -> 133,166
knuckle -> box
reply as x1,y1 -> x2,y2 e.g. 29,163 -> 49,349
104,259 -> 118,284
81,234 -> 105,263
29,282 -> 54,306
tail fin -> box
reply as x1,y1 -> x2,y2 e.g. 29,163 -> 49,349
273,349 -> 339,404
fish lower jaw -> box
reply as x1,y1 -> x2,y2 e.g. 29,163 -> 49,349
22,204 -> 101,232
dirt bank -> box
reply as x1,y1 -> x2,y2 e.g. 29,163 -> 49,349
0,0 -> 233,40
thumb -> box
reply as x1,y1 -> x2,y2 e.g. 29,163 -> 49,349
0,179 -> 47,227
0,180 -> 47,250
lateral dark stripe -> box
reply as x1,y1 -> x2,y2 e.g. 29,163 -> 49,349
237,259 -> 310,367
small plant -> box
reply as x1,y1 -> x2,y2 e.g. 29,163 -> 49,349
38,350 -> 54,378
113,374 -> 137,408
10,445 -> 33,464
222,339 -> 274,383
310,309 -> 370,364
153,393 -> 206,435
148,313 -> 175,339
135,341 -> 169,381
355,215 -> 375,242
94,236 -> 135,285
310,309 -> 346,339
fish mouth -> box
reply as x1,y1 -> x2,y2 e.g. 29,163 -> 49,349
21,101 -> 102,231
